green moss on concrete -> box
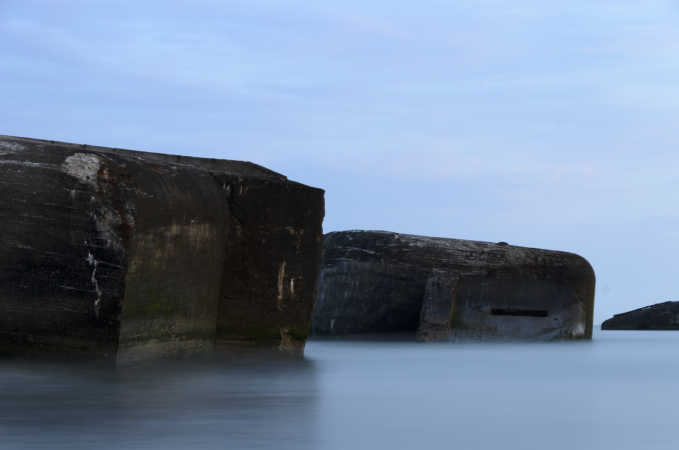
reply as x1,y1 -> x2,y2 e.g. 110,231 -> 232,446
285,327 -> 309,342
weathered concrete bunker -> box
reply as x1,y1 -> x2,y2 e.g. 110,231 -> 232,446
312,231 -> 595,340
0,136 -> 324,362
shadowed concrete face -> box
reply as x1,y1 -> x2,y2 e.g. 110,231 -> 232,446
312,230 -> 595,340
0,136 -> 324,362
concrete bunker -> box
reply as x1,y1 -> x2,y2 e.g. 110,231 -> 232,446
0,136 -> 324,362
311,230 -> 595,341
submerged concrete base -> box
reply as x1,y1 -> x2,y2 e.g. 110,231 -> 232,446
0,136 -> 324,362
312,231 -> 595,341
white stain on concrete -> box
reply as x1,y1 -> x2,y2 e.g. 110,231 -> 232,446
0,141 -> 25,155
572,322 -> 586,337
277,261 -> 287,310
0,160 -> 50,168
87,251 -> 103,317
62,153 -> 101,187
62,154 -> 128,252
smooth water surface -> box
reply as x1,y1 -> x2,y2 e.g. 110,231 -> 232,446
1,330 -> 679,450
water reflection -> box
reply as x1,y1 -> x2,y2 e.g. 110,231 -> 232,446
2,332 -> 679,449
0,355 -> 319,450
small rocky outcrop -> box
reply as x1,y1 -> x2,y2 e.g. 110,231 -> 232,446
0,136 -> 324,362
601,302 -> 679,330
312,230 -> 595,341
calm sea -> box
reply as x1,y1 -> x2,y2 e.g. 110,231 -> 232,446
1,330 -> 678,450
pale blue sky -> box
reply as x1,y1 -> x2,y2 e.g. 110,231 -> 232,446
2,0 -> 678,323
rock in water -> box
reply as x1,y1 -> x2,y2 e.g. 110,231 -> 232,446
312,231 -> 595,340
0,136 -> 324,362
601,302 -> 679,330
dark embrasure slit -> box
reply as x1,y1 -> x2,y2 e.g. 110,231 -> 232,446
491,308 -> 549,317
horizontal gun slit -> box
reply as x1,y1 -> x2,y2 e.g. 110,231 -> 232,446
491,308 -> 548,317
